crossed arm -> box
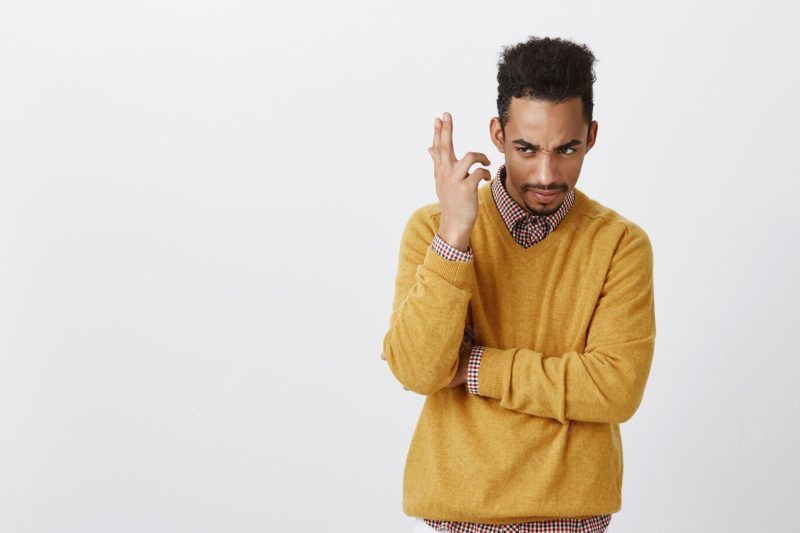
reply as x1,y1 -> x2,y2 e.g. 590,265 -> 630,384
381,208 -> 656,425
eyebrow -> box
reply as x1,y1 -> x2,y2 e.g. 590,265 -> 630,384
512,138 -> 583,150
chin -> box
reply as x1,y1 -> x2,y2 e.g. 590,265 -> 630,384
526,202 -> 561,217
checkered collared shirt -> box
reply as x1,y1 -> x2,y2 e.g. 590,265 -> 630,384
431,163 -> 575,259
426,164 -> 610,533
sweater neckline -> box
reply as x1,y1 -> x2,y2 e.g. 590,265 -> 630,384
479,178 -> 586,255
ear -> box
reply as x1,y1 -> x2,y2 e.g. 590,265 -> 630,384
585,120 -> 598,153
489,117 -> 505,153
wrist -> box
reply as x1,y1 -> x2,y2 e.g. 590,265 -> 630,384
437,225 -> 471,253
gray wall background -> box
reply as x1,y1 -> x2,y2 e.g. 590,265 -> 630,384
1,0 -> 798,531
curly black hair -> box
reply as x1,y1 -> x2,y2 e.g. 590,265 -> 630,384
496,36 -> 597,132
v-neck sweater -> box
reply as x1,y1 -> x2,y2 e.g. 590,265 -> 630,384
382,177 -> 656,524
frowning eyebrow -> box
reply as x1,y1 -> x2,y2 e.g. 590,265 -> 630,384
512,138 -> 582,150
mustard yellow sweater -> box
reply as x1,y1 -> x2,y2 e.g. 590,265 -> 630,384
382,180 -> 656,523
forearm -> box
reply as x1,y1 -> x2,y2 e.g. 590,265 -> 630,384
468,341 -> 655,424
383,218 -> 476,394
466,225 -> 656,424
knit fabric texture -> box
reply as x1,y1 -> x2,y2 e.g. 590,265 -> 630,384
383,173 -> 656,525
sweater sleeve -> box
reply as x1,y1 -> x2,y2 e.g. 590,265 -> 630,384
382,207 -> 475,395
475,224 -> 656,424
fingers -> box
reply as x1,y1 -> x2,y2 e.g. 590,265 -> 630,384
439,112 -> 457,163
429,113 -> 457,165
430,117 -> 442,165
461,151 -> 491,167
428,114 -> 491,188
467,167 -> 491,185
455,151 -> 491,178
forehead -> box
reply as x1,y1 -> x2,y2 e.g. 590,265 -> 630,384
506,96 -> 585,137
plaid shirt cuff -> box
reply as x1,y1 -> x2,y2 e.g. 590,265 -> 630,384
431,233 -> 474,261
466,345 -> 484,395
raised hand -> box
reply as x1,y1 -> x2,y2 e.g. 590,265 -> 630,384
428,112 -> 491,247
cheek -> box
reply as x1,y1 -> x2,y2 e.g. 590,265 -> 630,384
566,156 -> 586,172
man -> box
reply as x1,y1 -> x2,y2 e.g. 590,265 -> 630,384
381,36 -> 656,533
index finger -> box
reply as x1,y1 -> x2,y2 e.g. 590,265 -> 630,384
430,117 -> 443,164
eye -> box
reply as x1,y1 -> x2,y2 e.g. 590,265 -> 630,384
517,146 -> 577,155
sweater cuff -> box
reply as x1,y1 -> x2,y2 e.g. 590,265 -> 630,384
423,241 -> 474,290
475,346 -> 515,400
466,345 -> 484,395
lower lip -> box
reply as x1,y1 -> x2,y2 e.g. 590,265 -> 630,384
529,190 -> 562,204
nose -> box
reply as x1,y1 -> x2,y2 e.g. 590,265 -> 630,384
533,151 -> 561,188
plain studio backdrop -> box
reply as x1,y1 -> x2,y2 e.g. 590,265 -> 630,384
1,1 -> 798,531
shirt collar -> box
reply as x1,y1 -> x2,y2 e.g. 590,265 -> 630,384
490,164 -> 576,248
